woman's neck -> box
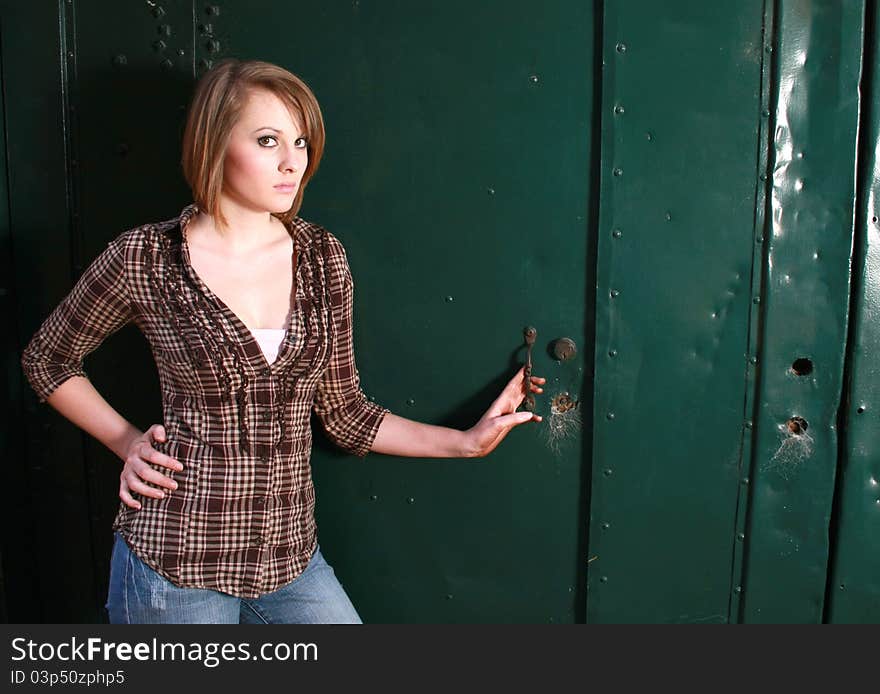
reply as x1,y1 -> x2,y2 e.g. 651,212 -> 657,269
194,199 -> 287,253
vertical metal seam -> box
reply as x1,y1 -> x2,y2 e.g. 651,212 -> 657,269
59,0 -> 80,278
728,0 -> 778,624
586,0 -> 615,624
59,0 -> 101,619
823,0 -> 873,623
191,0 -> 197,77
581,0 -> 605,624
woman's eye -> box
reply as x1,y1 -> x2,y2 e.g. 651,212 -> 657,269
294,137 -> 308,149
257,135 -> 278,147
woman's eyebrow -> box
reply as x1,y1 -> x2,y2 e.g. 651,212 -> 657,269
250,126 -> 306,137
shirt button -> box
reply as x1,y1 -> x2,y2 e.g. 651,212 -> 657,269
254,497 -> 266,509
260,367 -> 271,377
260,410 -> 272,422
258,454 -> 269,464
254,535 -> 264,545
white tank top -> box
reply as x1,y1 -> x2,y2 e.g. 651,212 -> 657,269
249,328 -> 287,365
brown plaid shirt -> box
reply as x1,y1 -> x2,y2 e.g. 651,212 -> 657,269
22,204 -> 388,598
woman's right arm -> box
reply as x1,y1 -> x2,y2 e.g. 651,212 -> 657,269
46,377 -> 182,509
21,232 -> 181,509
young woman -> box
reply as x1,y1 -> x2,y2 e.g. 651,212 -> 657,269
21,59 -> 544,624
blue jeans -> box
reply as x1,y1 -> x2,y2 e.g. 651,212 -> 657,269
105,533 -> 362,624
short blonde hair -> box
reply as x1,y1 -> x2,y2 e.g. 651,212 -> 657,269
181,59 -> 325,226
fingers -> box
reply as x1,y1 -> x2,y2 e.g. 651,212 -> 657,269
496,411 -> 543,428
136,441 -> 183,472
119,430 -> 183,508
130,458 -> 179,490
147,423 -> 167,443
119,484 -> 141,510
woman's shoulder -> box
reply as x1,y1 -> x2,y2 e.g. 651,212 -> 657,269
290,216 -> 348,261
109,204 -> 194,256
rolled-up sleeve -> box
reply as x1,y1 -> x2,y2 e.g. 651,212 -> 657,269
313,236 -> 388,457
21,235 -> 133,402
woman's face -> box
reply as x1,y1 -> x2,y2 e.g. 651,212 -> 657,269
221,87 -> 309,215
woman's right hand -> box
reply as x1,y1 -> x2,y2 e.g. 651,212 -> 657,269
119,424 -> 184,509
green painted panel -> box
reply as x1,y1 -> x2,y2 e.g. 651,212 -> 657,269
202,0 -> 596,622
826,0 -> 880,624
589,0 -> 766,623
740,0 -> 863,623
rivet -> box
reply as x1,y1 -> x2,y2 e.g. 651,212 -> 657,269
646,131 -> 654,141
608,349 -> 617,357
178,49 -> 185,56
615,43 -> 626,53
759,172 -> 767,181
765,45 -> 772,53
445,296 -> 454,303
741,477 -> 750,485
369,494 -> 377,501
200,23 -> 214,35
446,594 -> 453,600
749,356 -> 758,365
744,420 -> 753,429
756,235 -> 764,244
606,412 -> 615,420
603,468 -> 613,477
406,398 -> 415,406
762,109 -> 770,117
529,75 -> 539,84
67,51 -> 74,59
487,187 -> 495,195
599,576 -> 609,583
153,40 -> 167,52
205,4 -> 220,15
407,497 -> 415,504
612,228 -> 622,238
152,6 -> 166,19
206,39 -> 221,53
158,24 -> 172,36
665,211 -> 672,221
601,522 -> 610,529
612,167 -> 623,177
734,585 -> 743,594
112,54 -> 128,67
736,532 -> 745,541
613,104 -> 625,114
839,584 -> 846,591
160,58 -> 173,70
610,289 -> 619,298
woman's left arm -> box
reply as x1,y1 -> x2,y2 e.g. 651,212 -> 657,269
370,367 -> 545,459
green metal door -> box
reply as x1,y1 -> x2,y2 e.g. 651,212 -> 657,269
3,0 -> 880,622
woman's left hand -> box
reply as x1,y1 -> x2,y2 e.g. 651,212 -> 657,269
463,366 -> 545,458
